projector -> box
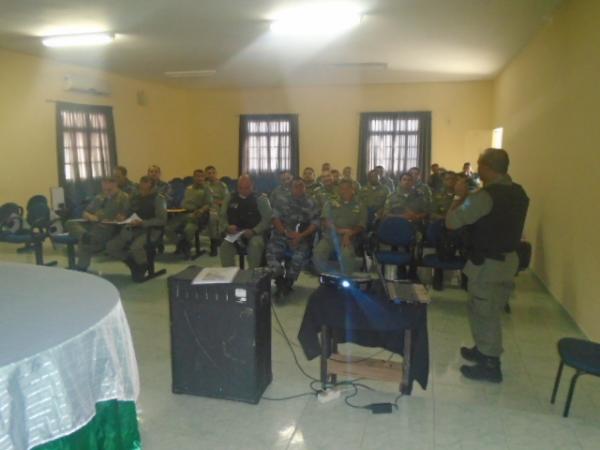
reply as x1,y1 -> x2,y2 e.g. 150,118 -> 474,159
318,272 -> 373,291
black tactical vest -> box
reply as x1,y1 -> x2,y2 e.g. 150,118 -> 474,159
468,182 -> 529,265
132,193 -> 157,220
227,193 -> 261,230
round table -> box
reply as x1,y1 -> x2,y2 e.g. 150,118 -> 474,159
0,262 -> 140,450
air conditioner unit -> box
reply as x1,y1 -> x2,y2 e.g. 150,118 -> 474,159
63,74 -> 111,96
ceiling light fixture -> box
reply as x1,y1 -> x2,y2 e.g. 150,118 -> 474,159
270,3 -> 362,36
164,70 -> 217,78
42,32 -> 114,48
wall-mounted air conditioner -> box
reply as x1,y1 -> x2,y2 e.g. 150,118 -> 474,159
63,74 -> 111,96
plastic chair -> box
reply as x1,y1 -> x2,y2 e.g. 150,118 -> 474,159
418,220 -> 466,290
373,217 -> 416,278
551,338 -> 600,417
168,178 -> 186,208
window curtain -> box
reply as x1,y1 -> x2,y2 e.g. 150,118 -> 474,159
357,111 -> 431,184
56,103 -> 117,210
239,114 -> 299,178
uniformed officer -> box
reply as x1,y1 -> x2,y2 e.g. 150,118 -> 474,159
147,165 -> 173,204
428,163 -> 444,193
166,169 -> 212,258
382,172 -> 428,221
313,179 -> 367,275
446,148 -> 529,383
302,167 -> 322,199
316,170 -> 340,208
205,165 -> 230,256
106,176 -> 167,281
408,167 -> 433,211
358,169 -> 390,227
331,169 -> 341,189
114,165 -> 137,196
220,175 -> 273,268
266,178 -> 319,298
430,171 -> 458,220
342,166 -> 361,193
375,165 -> 395,192
316,162 -> 331,184
68,176 -> 130,271
269,170 -> 293,211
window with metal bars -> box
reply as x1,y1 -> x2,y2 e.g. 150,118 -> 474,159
358,111 -> 431,183
239,114 -> 299,176
56,102 -> 117,205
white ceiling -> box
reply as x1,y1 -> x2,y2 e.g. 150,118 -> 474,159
0,0 -> 562,88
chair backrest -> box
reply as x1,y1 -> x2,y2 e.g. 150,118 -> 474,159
26,195 -> 48,210
26,196 -> 52,230
425,219 -> 445,246
169,179 -> 186,208
377,217 -> 416,248
182,176 -> 194,187
0,202 -> 24,233
220,176 -> 237,193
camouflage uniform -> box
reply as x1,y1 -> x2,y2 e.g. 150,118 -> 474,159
313,198 -> 367,275
381,176 -> 395,193
382,187 -> 428,217
430,190 -> 455,219
119,179 -> 138,196
166,184 -> 212,246
304,182 -> 322,201
106,192 -> 167,265
266,193 -> 320,282
207,180 -> 230,240
67,189 -> 130,270
316,186 -> 340,209
414,180 -> 433,211
359,182 -> 390,229
269,184 -> 291,212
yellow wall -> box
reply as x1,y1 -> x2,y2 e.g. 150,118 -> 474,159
0,48 -> 194,207
189,82 -> 493,177
493,0 -> 600,340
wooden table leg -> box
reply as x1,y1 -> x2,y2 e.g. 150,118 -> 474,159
401,329 -> 412,395
320,325 -> 330,390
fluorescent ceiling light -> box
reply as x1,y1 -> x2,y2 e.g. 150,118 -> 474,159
164,70 -> 217,78
270,3 -> 362,36
42,33 -> 114,48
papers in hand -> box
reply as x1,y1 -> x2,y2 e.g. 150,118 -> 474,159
224,230 -> 245,243
104,213 -> 142,225
192,267 -> 239,285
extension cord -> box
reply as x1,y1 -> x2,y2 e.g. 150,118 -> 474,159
317,388 -> 341,403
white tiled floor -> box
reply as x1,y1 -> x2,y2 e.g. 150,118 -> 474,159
3,242 -> 599,450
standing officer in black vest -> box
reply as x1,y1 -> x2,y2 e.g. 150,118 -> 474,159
219,175 -> 272,268
446,148 -> 529,382
106,176 -> 167,281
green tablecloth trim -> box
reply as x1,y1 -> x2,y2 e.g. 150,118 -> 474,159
32,400 -> 141,450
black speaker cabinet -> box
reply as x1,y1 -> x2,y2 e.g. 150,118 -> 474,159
168,266 -> 272,404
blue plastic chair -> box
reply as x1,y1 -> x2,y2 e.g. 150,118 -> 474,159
168,178 -> 186,208
551,338 -> 600,417
373,217 -> 416,268
419,220 -> 466,290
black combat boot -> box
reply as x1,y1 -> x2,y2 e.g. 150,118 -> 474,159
209,239 -> 219,257
124,257 -> 147,282
460,356 -> 502,383
460,346 -> 486,363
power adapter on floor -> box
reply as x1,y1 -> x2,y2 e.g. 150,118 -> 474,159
317,388 -> 341,403
365,402 -> 395,414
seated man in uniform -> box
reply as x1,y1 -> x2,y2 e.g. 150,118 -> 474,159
342,166 -> 361,193
330,169 -> 341,188
166,169 -> 212,258
313,179 -> 367,275
67,176 -> 130,271
219,175 -> 272,269
205,165 -> 230,256
302,167 -> 322,199
106,176 -> 167,281
408,166 -> 433,211
430,171 -> 458,220
269,170 -> 293,211
147,164 -> 173,204
375,165 -> 395,192
358,169 -> 390,229
114,165 -> 137,196
267,178 -> 319,299
317,170 -> 340,208
381,172 -> 428,221
316,162 -> 331,184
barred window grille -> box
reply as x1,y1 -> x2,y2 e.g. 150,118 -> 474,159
365,116 -> 420,177
240,115 -> 298,175
58,104 -> 115,182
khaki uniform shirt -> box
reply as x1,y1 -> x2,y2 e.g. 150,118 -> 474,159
359,183 -> 389,211
321,197 -> 367,232
182,184 -> 213,212
85,190 -> 130,221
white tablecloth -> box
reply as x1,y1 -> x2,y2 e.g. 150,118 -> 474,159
0,262 -> 139,450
